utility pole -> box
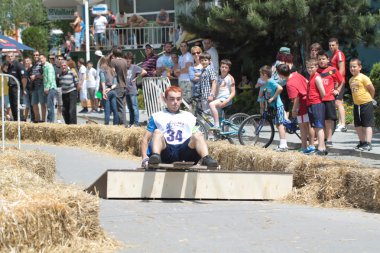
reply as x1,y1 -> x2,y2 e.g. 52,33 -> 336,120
84,0 -> 90,62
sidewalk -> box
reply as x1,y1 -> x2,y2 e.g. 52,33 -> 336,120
76,105 -> 380,161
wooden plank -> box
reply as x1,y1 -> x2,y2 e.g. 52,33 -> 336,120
148,162 -> 210,170
86,170 -> 293,200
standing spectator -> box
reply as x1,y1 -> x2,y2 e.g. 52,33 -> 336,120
49,54 -> 63,123
40,54 -> 57,123
106,10 -> 117,46
3,52 -> 27,121
22,57 -> 34,122
93,13 -> 108,49
142,44 -> 158,77
70,11 -> 83,51
202,37 -> 219,74
58,60 -> 78,124
237,74 -> 253,91
170,53 -> 179,86
156,42 -> 174,77
110,47 -> 129,126
99,56 -> 119,125
198,52 -> 217,112
128,14 -> 148,46
115,11 -> 129,45
85,61 -> 98,113
302,43 -> 322,79
30,51 -> 45,122
349,58 -> 376,151
124,52 -> 147,127
62,40 -> 73,60
329,38 -> 347,132
317,50 -> 344,147
177,41 -> 193,101
189,46 -> 203,97
0,62 -> 11,120
77,58 -> 88,113
156,8 -> 170,43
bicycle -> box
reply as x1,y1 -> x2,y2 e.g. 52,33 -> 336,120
238,92 -> 337,148
184,97 -> 249,144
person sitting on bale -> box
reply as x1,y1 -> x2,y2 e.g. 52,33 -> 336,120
140,86 -> 218,168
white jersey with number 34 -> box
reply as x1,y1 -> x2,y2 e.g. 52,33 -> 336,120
147,109 -> 196,145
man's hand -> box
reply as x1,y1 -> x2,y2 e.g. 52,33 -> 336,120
44,89 -> 49,95
141,157 -> 149,168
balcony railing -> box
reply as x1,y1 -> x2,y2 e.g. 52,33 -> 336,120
91,24 -> 175,50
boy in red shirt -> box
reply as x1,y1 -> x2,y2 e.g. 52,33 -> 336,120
306,59 -> 327,155
277,64 -> 314,153
329,38 -> 347,132
317,50 -> 344,147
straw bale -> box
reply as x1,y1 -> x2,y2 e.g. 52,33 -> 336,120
0,148 -> 55,182
0,165 -> 119,252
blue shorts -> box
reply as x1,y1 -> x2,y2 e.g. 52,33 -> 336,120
31,85 -> 46,105
308,103 -> 325,128
161,138 -> 201,164
273,105 -> 285,125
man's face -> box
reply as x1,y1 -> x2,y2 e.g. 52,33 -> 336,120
203,39 -> 212,50
200,58 -> 210,68
39,55 -> 46,64
145,47 -> 153,55
7,53 -> 15,62
164,44 -> 172,54
310,48 -> 319,59
61,61 -> 68,72
24,58 -> 31,67
318,55 -> 329,68
329,41 -> 338,53
33,52 -> 40,61
126,58 -> 132,67
180,43 -> 187,54
165,91 -> 182,112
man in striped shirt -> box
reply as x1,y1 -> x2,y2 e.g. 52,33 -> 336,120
142,44 -> 158,77
58,60 -> 78,124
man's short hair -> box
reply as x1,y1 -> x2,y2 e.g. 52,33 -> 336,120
124,51 -> 134,61
276,64 -> 290,77
306,58 -> 318,67
86,61 -> 93,65
220,59 -> 232,68
259,65 -> 272,78
310,42 -> 322,51
199,52 -> 211,60
329,38 -> 339,44
165,86 -> 182,98
112,47 -> 123,58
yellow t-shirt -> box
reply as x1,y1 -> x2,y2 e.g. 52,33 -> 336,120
349,73 -> 373,105
0,71 -> 9,97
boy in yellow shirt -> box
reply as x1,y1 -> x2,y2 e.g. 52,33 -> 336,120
349,58 -> 376,151
0,62 -> 11,120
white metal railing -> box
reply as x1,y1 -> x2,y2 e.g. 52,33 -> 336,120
142,77 -> 171,117
0,73 -> 21,151
91,24 -> 175,49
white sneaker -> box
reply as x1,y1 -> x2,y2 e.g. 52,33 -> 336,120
57,119 -> 62,124
335,125 -> 347,132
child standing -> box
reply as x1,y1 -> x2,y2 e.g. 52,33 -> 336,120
255,77 -> 266,114
260,65 -> 288,151
349,58 -> 376,151
85,61 -> 98,113
306,59 -> 327,155
209,59 -> 236,129
199,52 -> 217,112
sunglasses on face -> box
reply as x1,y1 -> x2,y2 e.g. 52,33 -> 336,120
34,54 -> 39,56
192,52 -> 201,55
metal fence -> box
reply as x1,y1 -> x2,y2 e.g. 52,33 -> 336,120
142,77 -> 171,117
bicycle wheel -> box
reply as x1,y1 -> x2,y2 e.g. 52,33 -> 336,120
222,113 -> 249,144
195,118 -> 208,140
238,115 -> 275,148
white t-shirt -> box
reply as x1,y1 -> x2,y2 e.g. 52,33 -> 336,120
78,65 -> 87,89
85,67 -> 97,88
178,52 -> 193,81
115,14 -> 128,27
93,16 -> 108,34
217,74 -> 233,99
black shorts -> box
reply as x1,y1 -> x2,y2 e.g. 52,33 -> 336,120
336,85 -> 346,101
161,138 -> 201,164
354,102 -> 374,127
280,86 -> 291,112
323,100 -> 337,120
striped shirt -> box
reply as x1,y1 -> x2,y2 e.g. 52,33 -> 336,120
58,70 -> 78,94
199,65 -> 217,100
142,54 -> 158,77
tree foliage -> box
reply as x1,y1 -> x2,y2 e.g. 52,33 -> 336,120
0,0 -> 46,31
22,26 -> 49,56
178,0 -> 380,76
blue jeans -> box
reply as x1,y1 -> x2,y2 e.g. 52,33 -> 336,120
126,94 -> 139,125
46,89 -> 57,123
104,90 -> 119,125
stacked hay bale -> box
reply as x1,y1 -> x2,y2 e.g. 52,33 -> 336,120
3,122 -> 380,212
0,149 -> 119,252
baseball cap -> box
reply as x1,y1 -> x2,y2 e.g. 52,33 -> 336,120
95,50 -> 103,57
279,47 -> 291,54
145,44 -> 152,49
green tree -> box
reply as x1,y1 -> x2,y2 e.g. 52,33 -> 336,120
0,0 -> 46,32
21,26 -> 49,56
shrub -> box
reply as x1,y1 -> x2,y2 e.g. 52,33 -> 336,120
369,63 -> 380,128
22,26 -> 49,56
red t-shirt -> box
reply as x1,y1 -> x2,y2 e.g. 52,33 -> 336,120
286,72 -> 308,115
317,66 -> 344,101
307,72 -> 324,106
330,49 -> 346,78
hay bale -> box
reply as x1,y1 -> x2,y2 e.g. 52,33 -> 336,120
0,151 -> 119,252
